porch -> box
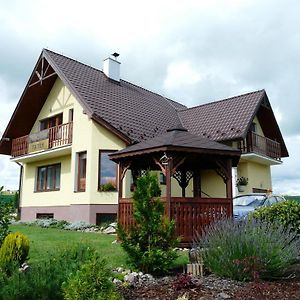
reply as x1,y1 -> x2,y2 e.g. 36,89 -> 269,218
11,122 -> 73,157
109,126 -> 241,246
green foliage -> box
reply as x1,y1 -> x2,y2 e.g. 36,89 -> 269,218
0,232 -> 29,271
236,176 -> 248,186
0,202 -> 13,246
193,218 -> 299,281
251,200 -> 300,233
62,256 -> 123,300
118,172 -> 179,275
0,243 -> 94,300
99,182 -> 117,192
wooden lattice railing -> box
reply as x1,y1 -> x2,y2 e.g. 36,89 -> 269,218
240,131 -> 281,160
119,197 -> 232,245
11,122 -> 73,157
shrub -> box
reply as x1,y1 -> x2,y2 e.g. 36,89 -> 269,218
193,218 -> 300,281
62,256 -> 123,300
28,218 -> 69,229
118,172 -> 179,275
251,200 -> 300,233
0,232 -> 29,271
99,181 -> 117,192
0,243 -> 94,300
0,202 -> 13,246
64,221 -> 95,231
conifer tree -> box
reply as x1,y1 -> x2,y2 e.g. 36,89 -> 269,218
118,172 -> 179,274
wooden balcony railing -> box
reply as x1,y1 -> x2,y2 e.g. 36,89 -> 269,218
11,122 -> 73,157
119,197 -> 232,245
239,131 -> 281,160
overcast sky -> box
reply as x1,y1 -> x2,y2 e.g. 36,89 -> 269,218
0,0 -> 299,194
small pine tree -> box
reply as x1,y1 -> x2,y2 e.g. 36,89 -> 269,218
118,172 -> 179,274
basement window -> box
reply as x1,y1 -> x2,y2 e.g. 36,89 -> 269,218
36,213 -> 54,219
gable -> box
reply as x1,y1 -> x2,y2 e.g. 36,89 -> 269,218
30,78 -> 75,134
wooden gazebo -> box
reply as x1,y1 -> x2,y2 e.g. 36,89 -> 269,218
109,126 -> 241,246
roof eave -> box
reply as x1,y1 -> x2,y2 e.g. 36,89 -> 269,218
109,144 -> 241,161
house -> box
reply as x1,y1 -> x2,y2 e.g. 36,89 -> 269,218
0,49 -> 288,232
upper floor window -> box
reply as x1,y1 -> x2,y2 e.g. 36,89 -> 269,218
98,151 -> 117,191
77,151 -> 87,192
69,109 -> 74,122
250,122 -> 257,133
36,163 -> 61,192
40,113 -> 63,130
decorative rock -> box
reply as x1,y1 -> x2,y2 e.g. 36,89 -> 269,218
125,272 -> 139,285
103,226 -> 116,234
113,278 -> 122,285
112,240 -> 118,244
117,267 -> 124,273
217,292 -> 231,299
19,262 -> 30,273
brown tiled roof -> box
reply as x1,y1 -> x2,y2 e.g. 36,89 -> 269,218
44,49 -> 186,143
0,49 -> 288,158
178,90 -> 265,141
110,127 -> 241,158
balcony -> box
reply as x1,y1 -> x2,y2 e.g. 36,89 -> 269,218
239,131 -> 281,161
11,122 -> 73,158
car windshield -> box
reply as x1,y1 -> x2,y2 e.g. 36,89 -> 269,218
233,195 -> 266,207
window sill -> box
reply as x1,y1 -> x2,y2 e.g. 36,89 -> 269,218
34,189 -> 60,193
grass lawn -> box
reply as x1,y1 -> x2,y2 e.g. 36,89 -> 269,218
10,224 -> 188,269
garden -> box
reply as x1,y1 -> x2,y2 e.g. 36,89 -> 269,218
0,175 -> 300,299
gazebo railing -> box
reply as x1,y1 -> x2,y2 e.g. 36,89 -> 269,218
119,197 -> 232,245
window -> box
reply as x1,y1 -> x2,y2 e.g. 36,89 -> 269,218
36,213 -> 54,219
77,152 -> 87,192
36,164 -> 61,192
40,113 -> 63,130
98,151 -> 117,191
96,213 -> 117,226
250,122 -> 257,133
69,109 -> 74,122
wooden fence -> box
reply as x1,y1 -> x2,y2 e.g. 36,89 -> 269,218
119,197 -> 232,246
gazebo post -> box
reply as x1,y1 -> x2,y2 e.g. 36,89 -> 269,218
225,159 -> 233,216
165,158 -> 172,218
193,170 -> 201,198
118,163 -> 123,200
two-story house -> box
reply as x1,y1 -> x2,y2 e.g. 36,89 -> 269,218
0,49 -> 288,227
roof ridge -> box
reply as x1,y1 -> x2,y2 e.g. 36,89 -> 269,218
43,48 -> 105,75
180,89 -> 266,112
120,78 -> 186,109
43,49 -> 186,111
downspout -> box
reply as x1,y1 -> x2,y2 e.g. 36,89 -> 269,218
15,162 -> 23,220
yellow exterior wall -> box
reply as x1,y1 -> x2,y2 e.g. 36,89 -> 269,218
237,161 -> 272,193
21,78 -> 127,208
200,170 -> 226,198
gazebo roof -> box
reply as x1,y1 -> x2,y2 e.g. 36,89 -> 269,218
109,127 -> 241,164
